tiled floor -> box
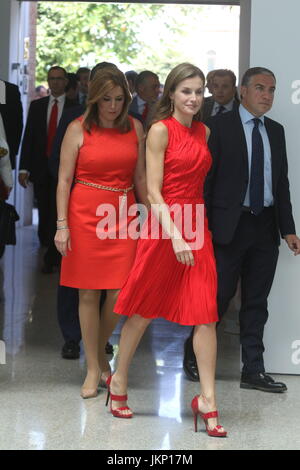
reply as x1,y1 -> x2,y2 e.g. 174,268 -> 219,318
0,225 -> 299,450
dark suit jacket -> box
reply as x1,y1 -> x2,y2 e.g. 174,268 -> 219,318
19,96 -> 77,183
128,95 -> 148,127
0,81 -> 23,169
202,96 -> 239,122
205,108 -> 296,245
48,104 -> 85,180
129,95 -> 139,117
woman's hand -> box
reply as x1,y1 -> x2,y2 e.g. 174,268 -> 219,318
54,228 -> 71,257
171,237 -> 194,266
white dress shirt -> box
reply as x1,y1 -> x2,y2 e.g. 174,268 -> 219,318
239,104 -> 274,207
47,93 -> 66,126
136,95 -> 147,115
211,98 -> 235,116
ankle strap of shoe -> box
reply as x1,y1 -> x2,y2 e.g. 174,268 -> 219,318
110,393 -> 128,401
203,411 -> 218,419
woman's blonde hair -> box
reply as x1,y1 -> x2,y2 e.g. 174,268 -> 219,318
150,63 -> 205,128
83,67 -> 132,133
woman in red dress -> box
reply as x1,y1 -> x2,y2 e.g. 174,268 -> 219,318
107,63 -> 227,437
54,67 -> 147,398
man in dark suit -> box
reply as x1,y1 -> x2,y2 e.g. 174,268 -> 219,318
202,69 -> 239,122
18,66 -> 77,271
0,79 -> 23,170
129,71 -> 160,128
183,67 -> 300,392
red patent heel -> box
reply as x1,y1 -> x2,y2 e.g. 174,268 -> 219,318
191,395 -> 227,437
105,375 -> 133,419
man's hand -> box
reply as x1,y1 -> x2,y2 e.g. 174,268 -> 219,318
284,234 -> 300,255
18,172 -> 29,188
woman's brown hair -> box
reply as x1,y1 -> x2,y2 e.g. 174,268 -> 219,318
150,63 -> 205,128
83,67 -> 132,133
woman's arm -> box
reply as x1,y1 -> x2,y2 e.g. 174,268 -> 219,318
132,118 -> 149,210
146,122 -> 194,266
55,119 -> 83,256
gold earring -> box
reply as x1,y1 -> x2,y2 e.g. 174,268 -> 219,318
170,100 -> 174,113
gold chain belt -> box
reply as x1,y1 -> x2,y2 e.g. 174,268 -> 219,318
75,178 -> 134,194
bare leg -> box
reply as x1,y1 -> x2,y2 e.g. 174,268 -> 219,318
193,322 -> 225,432
79,289 -> 101,397
109,314 -> 152,416
98,289 -> 121,381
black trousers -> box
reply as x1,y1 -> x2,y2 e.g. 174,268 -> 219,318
57,286 -> 81,343
188,208 -> 279,375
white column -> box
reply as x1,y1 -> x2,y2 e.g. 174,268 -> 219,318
0,0 -> 33,225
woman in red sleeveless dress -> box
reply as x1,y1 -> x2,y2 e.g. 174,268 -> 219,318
54,67 -> 147,399
107,64 -> 227,437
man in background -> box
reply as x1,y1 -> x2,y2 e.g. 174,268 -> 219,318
129,70 -> 160,128
202,69 -> 239,122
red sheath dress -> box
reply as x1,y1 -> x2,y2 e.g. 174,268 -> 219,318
60,117 -> 138,289
114,116 -> 218,325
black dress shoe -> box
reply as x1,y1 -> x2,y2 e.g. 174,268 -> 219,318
61,341 -> 80,359
240,372 -> 287,393
105,341 -> 114,355
183,336 -> 199,382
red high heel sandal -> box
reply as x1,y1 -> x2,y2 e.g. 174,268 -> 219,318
105,375 -> 133,419
191,396 -> 227,438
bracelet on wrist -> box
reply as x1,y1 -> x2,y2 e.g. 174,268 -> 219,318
56,226 -> 69,230
57,217 -> 67,222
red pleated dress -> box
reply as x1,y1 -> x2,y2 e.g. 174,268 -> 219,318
60,117 -> 138,290
114,116 -> 218,325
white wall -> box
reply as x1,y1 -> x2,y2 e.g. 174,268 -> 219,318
248,0 -> 300,374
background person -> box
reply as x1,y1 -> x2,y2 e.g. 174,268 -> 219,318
18,66 -> 77,274
129,70 -> 160,128
202,69 -> 239,121
185,67 -> 300,391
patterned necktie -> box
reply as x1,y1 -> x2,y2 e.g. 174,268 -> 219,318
46,99 -> 58,157
216,105 -> 225,115
250,118 -> 264,215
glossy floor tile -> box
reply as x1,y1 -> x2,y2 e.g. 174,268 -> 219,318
0,225 -> 299,450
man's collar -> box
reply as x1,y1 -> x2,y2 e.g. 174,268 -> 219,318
239,103 -> 265,125
49,93 -> 66,103
214,98 -> 235,111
